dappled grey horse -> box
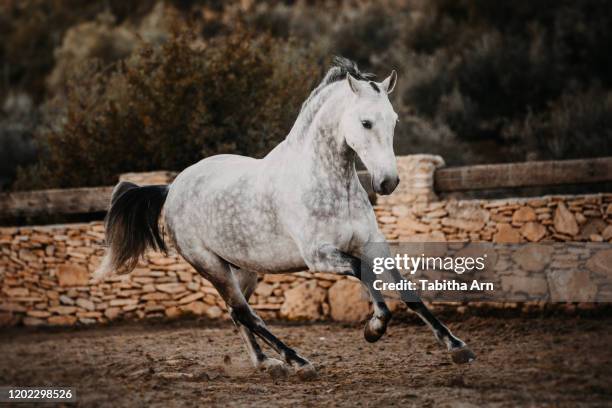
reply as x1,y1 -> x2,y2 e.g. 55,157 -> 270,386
95,57 -> 475,379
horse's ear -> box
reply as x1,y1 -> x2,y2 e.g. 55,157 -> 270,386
381,70 -> 397,94
347,74 -> 363,95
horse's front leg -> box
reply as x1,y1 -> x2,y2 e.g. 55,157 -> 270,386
304,244 -> 392,343
350,256 -> 393,342
399,280 -> 476,364
362,242 -> 476,364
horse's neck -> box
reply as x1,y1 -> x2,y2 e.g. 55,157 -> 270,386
284,85 -> 356,182
306,119 -> 355,181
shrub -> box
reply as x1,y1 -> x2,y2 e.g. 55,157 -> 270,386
0,0 -> 165,103
4,0 -> 612,183
14,29 -> 320,189
397,0 -> 612,161
508,86 -> 612,160
0,94 -> 39,190
331,3 -> 399,68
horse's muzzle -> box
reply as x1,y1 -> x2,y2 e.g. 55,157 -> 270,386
374,175 -> 400,195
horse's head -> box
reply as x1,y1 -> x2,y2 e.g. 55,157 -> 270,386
341,71 -> 399,195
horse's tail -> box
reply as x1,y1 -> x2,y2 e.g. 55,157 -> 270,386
93,182 -> 169,281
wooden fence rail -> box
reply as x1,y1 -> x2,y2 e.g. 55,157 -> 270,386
1,157 -> 610,219
434,157 -> 612,192
0,187 -> 114,218
0,175 -> 375,219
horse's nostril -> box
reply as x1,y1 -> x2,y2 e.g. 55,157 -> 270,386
378,177 -> 399,195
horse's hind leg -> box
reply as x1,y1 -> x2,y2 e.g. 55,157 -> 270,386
187,250 -> 316,379
228,298 -> 317,380
229,267 -> 266,366
230,267 -> 289,378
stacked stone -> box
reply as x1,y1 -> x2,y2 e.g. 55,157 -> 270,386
375,195 -> 612,245
0,222 -> 373,327
0,223 -> 221,327
1,158 -> 611,327
374,194 -> 612,306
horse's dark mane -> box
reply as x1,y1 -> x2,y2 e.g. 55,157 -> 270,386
324,56 -> 375,85
299,57 -> 374,113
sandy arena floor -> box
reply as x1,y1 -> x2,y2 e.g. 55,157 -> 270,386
0,315 -> 611,407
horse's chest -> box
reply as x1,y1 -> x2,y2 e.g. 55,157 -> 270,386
297,187 -> 350,235
294,186 -> 371,247
300,185 -> 348,218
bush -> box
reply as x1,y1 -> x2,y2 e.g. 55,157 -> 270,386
397,0 -> 612,161
14,29 -> 320,189
331,4 -> 399,68
0,0 -> 166,103
0,94 -> 39,191
509,86 -> 612,160
4,0 -> 612,186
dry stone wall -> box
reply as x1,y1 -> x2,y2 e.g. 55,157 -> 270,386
1,156 -> 611,327
0,223 -> 365,327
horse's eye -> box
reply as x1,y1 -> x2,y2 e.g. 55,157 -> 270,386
361,120 -> 372,129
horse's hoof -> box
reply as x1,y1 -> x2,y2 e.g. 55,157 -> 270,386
296,363 -> 318,381
450,346 -> 476,364
364,323 -> 384,343
259,358 -> 289,379
364,317 -> 386,343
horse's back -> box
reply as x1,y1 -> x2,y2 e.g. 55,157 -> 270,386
163,153 -> 305,272
169,154 -> 259,193
180,154 -> 258,177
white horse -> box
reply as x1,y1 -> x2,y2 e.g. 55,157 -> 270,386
95,57 -> 475,379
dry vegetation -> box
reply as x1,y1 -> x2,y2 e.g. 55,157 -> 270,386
13,30 -> 319,189
1,0 -> 612,190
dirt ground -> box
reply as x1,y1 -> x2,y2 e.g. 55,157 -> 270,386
0,315 -> 611,407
